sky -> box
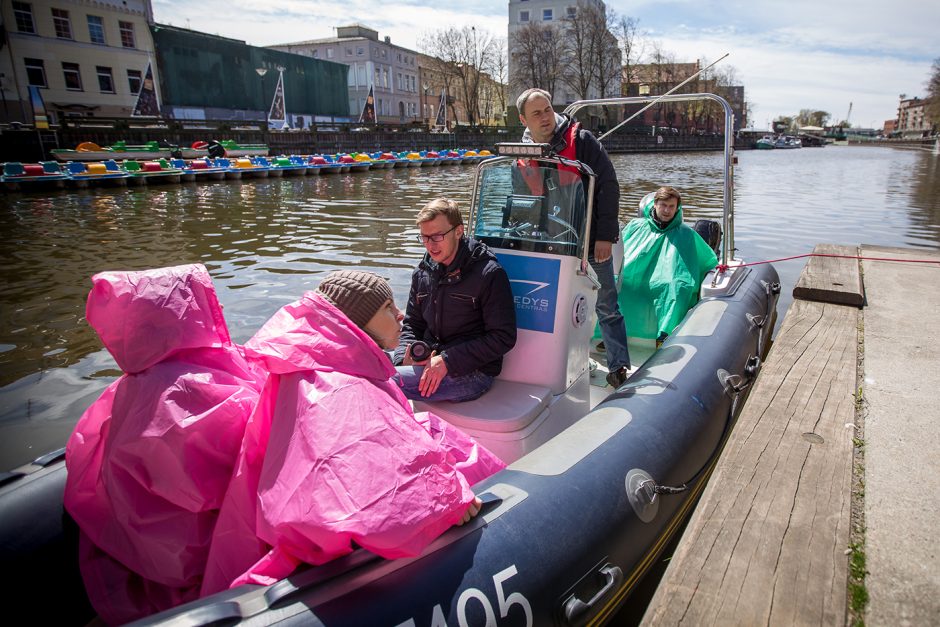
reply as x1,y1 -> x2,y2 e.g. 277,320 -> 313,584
152,0 -> 938,130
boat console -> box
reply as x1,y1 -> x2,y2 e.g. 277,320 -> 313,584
413,150 -> 601,462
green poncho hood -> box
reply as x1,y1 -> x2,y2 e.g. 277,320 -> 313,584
616,198 -> 718,339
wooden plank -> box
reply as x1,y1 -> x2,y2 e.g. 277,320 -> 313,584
642,298 -> 858,626
793,243 -> 864,306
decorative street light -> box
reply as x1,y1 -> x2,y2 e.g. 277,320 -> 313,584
422,83 -> 430,125
255,67 -> 268,124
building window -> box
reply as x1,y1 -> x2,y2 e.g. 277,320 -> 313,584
357,47 -> 364,56
543,8 -> 553,20
24,57 -> 46,87
382,49 -> 387,58
312,49 -> 319,58
13,2 -> 36,34
87,15 -> 106,44
52,8 -> 72,39
519,10 -> 529,22
327,48 -> 334,59
346,47 -> 353,56
63,62 -> 83,91
97,66 -> 115,93
119,21 -> 136,48
566,6 -> 577,18
127,69 -> 142,94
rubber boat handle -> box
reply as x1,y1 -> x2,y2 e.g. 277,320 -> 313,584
563,563 -> 624,626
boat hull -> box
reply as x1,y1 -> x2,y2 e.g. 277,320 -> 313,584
0,262 -> 778,626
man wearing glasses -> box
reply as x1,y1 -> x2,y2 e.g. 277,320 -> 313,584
393,197 -> 516,402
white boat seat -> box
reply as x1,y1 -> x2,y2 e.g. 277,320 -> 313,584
413,379 -> 551,434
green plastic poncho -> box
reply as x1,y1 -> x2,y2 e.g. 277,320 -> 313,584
616,198 -> 718,340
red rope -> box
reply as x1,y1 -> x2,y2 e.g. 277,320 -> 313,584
716,252 -> 940,274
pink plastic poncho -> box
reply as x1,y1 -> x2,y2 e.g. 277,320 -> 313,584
64,264 -> 261,625
201,292 -> 505,594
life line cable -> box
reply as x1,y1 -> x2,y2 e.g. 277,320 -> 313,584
716,251 -> 940,274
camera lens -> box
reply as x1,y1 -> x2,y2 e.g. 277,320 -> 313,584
410,341 -> 431,362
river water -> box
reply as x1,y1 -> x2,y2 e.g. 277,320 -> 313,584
1,144 -> 938,471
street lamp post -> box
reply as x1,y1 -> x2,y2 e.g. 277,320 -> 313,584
422,83 -> 430,126
255,67 -> 268,126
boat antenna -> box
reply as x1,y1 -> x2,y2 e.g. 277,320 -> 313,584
597,52 -> 730,142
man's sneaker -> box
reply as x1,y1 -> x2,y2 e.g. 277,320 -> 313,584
606,366 -> 629,388
596,341 -> 606,352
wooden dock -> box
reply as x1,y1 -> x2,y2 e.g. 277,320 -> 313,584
642,244 -> 940,625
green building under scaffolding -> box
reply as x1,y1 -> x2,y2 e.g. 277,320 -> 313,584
150,24 -> 349,127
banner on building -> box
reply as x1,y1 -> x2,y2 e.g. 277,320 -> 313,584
268,70 -> 287,129
132,62 -> 160,117
359,85 -> 376,124
434,88 -> 447,130
28,85 -> 49,129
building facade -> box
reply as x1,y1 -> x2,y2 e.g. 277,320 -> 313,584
896,97 -> 934,138
1,0 -> 157,123
269,24 -> 422,124
507,0 -> 621,107
623,61 -> 747,132
151,24 -> 348,126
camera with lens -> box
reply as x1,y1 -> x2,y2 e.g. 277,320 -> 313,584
409,340 -> 431,362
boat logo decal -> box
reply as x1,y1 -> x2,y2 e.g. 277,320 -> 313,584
496,254 -> 560,333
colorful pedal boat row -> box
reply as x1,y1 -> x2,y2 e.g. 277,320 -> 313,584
49,140 -> 270,162
2,150 -> 494,190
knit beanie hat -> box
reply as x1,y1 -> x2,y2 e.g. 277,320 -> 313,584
317,270 -> 393,328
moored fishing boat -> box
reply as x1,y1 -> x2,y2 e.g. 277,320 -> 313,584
754,135 -> 775,149
0,94 -> 779,626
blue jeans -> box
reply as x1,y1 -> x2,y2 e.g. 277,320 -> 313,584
591,255 -> 631,370
394,367 -> 494,402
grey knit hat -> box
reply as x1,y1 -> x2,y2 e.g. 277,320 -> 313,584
317,270 -> 393,328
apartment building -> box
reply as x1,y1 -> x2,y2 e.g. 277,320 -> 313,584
269,24 -> 421,123
1,0 -> 157,123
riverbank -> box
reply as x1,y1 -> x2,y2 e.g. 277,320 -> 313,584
3,125 -> 748,163
641,244 -> 940,625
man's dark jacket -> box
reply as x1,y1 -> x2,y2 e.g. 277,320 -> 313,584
393,237 -> 516,377
524,112 -> 621,248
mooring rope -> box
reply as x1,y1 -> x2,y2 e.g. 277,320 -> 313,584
716,251 -> 940,274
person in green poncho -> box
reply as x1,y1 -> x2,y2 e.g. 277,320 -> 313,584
617,186 -> 718,345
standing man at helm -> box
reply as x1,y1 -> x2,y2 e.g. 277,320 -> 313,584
516,88 -> 631,387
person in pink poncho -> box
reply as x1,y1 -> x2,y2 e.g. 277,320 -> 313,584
63,264 -> 262,625
202,270 -> 506,595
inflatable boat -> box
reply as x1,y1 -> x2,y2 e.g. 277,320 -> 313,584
0,94 -> 779,626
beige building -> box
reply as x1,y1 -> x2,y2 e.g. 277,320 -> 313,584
269,24 -> 421,124
1,0 -> 157,124
896,97 -> 934,138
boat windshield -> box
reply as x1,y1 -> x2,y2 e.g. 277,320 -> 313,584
471,159 -> 588,257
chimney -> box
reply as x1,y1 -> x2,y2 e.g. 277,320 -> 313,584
384,36 -> 391,43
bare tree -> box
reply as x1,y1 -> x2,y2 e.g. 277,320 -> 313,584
927,57 -> 940,128
589,6 -> 622,100
560,2 -> 596,100
615,15 -> 646,95
421,26 -> 499,126
510,22 -> 566,101
487,37 -> 509,120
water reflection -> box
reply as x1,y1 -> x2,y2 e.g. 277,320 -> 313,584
0,146 -> 937,469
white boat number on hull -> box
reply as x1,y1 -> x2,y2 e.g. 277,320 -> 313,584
396,565 -> 533,627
